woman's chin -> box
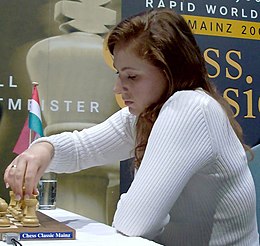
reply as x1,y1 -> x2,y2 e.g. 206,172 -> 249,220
128,107 -> 140,116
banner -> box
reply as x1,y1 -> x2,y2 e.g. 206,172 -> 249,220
0,0 -> 120,200
122,0 -> 260,147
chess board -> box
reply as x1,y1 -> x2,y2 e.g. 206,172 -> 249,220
0,211 -> 76,241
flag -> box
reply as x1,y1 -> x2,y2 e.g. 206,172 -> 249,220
12,117 -> 30,155
13,84 -> 44,154
29,85 -> 44,138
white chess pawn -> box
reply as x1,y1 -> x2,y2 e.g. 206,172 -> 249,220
0,198 -> 11,227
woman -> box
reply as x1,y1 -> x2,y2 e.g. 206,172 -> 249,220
4,8 -> 259,245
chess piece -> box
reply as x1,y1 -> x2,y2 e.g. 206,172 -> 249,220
21,188 -> 28,218
0,198 -> 11,227
21,198 -> 27,219
26,0 -> 119,137
13,199 -> 23,222
8,190 -> 16,213
22,196 -> 40,227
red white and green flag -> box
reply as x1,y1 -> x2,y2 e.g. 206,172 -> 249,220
29,85 -> 44,138
13,84 -> 44,154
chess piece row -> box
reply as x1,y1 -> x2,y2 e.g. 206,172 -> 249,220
0,190 -> 40,227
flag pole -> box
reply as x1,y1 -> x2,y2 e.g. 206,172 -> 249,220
29,81 -> 39,145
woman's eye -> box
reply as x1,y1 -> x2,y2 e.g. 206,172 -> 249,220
128,75 -> 136,80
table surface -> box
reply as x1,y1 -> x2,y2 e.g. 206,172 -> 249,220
0,208 -> 161,246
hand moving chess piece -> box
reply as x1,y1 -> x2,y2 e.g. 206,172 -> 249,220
0,198 -> 11,227
22,196 -> 40,227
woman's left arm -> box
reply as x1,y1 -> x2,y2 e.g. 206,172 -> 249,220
113,92 -> 215,238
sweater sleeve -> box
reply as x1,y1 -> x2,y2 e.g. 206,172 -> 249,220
33,107 -> 136,173
113,91 -> 216,238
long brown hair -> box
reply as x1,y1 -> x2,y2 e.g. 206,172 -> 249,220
107,8 -> 248,169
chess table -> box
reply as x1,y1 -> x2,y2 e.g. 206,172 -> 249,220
0,210 -> 75,240
0,208 -> 162,245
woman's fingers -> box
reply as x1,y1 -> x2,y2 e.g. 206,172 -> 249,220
4,142 -> 54,200
4,154 -> 30,200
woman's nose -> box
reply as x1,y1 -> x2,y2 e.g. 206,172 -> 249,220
113,78 -> 123,94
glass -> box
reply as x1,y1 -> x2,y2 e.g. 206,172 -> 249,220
38,180 -> 57,210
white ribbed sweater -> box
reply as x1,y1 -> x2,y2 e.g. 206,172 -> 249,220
38,90 -> 259,245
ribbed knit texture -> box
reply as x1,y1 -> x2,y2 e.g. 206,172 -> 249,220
35,90 -> 259,245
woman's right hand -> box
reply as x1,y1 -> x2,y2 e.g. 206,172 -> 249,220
4,141 -> 54,200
